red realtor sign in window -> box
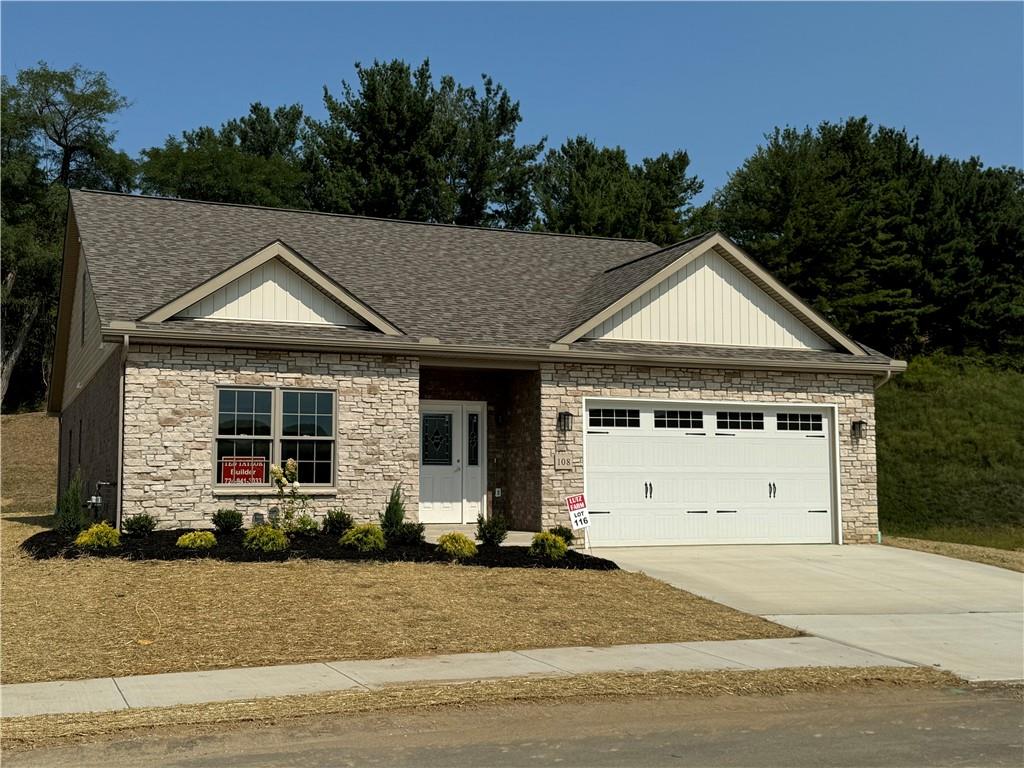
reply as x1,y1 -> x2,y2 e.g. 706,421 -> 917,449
221,457 -> 267,485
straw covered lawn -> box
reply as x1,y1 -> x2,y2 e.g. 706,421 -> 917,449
1,413 -> 794,685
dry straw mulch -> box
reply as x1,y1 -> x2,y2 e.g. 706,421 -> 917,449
2,416 -> 794,686
0,666 -> 961,751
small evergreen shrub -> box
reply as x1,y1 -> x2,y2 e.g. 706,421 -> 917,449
286,513 -> 319,537
476,513 -> 509,548
122,513 -> 157,536
548,525 -> 575,547
211,508 -> 243,534
176,530 -> 216,550
529,531 -> 568,561
322,508 -> 354,536
55,469 -> 86,536
437,532 -> 477,561
340,523 -> 386,553
74,521 -> 120,550
388,521 -> 425,547
243,523 -> 290,553
379,483 -> 406,539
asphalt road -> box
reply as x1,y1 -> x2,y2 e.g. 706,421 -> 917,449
8,687 -> 1023,767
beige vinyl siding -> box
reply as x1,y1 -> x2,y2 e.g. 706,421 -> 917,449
62,249 -> 116,409
177,258 -> 367,326
587,250 -> 833,350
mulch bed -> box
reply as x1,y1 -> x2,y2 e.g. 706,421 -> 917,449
20,529 -> 619,570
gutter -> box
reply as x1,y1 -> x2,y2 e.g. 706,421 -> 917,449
103,324 -> 908,376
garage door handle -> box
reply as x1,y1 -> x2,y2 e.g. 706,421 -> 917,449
644,482 -> 650,499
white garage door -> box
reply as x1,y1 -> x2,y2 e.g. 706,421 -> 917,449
584,401 -> 836,546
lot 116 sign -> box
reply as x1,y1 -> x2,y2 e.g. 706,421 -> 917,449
565,493 -> 590,530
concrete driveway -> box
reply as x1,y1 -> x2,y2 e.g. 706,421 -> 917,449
593,544 -> 1024,682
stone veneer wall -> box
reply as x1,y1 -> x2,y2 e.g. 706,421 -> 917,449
539,363 -> 879,543
122,345 -> 420,528
58,347 -> 122,522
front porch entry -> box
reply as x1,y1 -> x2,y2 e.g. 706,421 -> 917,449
419,400 -> 486,524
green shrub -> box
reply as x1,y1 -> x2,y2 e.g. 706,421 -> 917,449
176,530 -> 216,550
339,523 -> 386,553
379,483 -> 406,539
388,521 -> 425,547
286,513 -> 319,537
529,531 -> 567,561
122,513 -> 157,536
548,525 -> 575,547
243,524 -> 290,553
437,531 -> 477,561
55,469 -> 86,536
476,513 -> 509,548
211,508 -> 243,534
322,508 -> 354,536
74,521 -> 120,550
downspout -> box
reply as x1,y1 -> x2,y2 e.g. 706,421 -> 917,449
115,334 -> 128,530
874,369 -> 893,390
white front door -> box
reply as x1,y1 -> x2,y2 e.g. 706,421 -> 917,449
419,401 -> 486,524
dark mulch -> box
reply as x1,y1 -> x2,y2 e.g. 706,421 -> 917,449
19,529 -> 618,571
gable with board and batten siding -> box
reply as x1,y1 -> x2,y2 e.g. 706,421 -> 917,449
585,248 -> 833,350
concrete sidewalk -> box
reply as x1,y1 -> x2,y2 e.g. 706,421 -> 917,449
0,636 -> 911,718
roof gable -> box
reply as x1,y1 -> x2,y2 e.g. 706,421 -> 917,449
141,240 -> 402,335
585,248 -> 833,350
175,256 -> 368,327
560,233 -> 865,356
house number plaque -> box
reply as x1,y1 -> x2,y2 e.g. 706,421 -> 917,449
554,450 -> 573,471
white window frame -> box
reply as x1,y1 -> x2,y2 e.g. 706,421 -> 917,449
213,386 -> 337,489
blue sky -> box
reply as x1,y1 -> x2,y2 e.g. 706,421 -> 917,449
3,2 -> 1022,201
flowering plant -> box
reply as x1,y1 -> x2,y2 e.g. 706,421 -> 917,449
269,458 -> 309,530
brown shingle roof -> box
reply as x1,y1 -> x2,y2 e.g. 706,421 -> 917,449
72,190 -> 656,347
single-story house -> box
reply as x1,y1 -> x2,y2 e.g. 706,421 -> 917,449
49,189 -> 905,545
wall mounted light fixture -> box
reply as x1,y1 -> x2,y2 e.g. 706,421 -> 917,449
557,411 -> 574,433
852,420 -> 866,439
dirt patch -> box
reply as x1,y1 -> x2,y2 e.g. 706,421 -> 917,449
884,536 -> 1024,573
0,666 -> 961,751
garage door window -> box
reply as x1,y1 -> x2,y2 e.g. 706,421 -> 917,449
654,410 -> 703,428
589,408 -> 640,428
716,411 -> 764,430
777,413 -> 823,431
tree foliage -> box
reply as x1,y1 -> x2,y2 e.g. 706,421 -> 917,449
138,103 -> 308,208
535,136 -> 702,243
704,118 -> 1024,362
1,63 -> 133,409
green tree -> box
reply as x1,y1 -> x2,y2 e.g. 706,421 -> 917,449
138,102 -> 308,208
1,63 -> 132,409
707,117 -> 1024,360
304,59 -> 542,226
535,136 -> 702,243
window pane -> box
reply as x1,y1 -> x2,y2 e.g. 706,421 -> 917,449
422,413 -> 453,465
316,392 -> 332,415
316,415 -> 333,437
253,390 -> 272,414
252,412 -> 272,436
314,462 -> 332,484
298,416 -> 317,437
218,415 -> 235,435
216,439 -> 271,484
468,413 -> 479,466
283,391 -> 298,414
282,413 -> 299,437
219,389 -> 236,414
235,414 -> 253,435
236,390 -> 254,412
300,392 -> 316,414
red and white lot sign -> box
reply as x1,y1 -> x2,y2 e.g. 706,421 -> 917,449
565,493 -> 590,530
221,457 -> 266,485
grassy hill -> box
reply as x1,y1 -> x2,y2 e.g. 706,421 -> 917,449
877,356 -> 1024,550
